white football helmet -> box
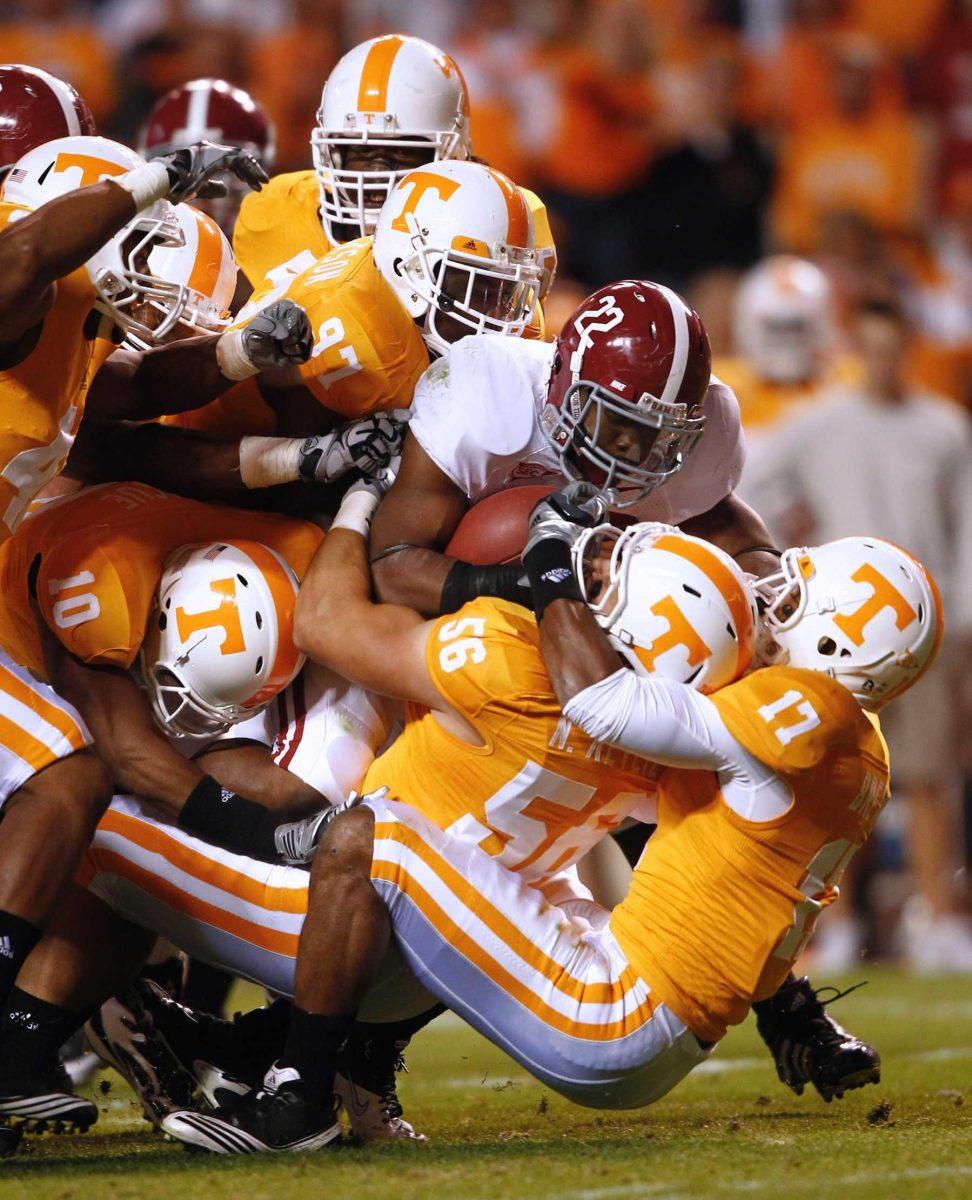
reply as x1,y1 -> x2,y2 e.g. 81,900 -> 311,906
141,540 -> 304,738
313,34 -> 471,244
571,522 -> 757,691
734,255 -> 832,384
2,135 -> 191,344
374,160 -> 543,357
126,204 -> 237,349
754,538 -> 942,710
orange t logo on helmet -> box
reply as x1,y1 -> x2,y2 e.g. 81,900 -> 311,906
638,594 -> 712,674
390,170 -> 461,233
52,152 -> 127,187
833,563 -> 918,647
175,578 -> 246,655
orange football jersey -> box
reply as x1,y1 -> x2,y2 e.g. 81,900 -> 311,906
233,237 -> 430,420
233,170 -> 332,291
611,666 -> 890,1043
0,201 -> 116,544
0,482 -> 323,678
363,598 -> 654,888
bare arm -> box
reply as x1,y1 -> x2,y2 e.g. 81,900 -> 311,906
84,340 -> 237,422
538,599 -> 626,708
369,434 -> 470,615
194,743 -> 325,816
679,491 -> 780,579
48,651 -> 208,818
294,520 -> 442,709
0,181 -> 136,344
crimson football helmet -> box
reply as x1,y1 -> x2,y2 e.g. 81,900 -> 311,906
541,281 -> 711,506
139,78 -> 275,233
0,64 -> 95,172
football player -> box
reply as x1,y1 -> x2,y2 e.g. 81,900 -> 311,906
232,33 -> 556,309
0,64 -> 96,175
0,131 -> 320,540
0,479 -> 329,1126
140,79 -> 275,238
0,484 -> 751,1149
66,159 -> 544,502
153,501 -> 940,1151
368,279 -> 778,618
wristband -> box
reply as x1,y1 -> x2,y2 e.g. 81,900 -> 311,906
113,161 -> 170,211
239,436 -> 302,488
178,774 -> 280,862
216,327 -> 259,381
440,560 -> 531,615
331,490 -> 379,538
522,537 -> 584,619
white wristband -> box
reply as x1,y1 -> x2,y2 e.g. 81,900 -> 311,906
216,328 -> 259,381
331,490 -> 379,538
113,161 -> 170,211
239,437 -> 303,489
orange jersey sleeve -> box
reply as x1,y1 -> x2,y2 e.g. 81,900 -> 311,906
233,170 -> 332,290
237,238 -> 429,419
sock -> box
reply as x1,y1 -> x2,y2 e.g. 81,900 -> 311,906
178,777 -> 281,862
278,1007 -> 354,1105
0,987 -> 92,1080
351,1003 -> 446,1052
0,910 -> 41,1007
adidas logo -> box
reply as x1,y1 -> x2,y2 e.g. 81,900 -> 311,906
0,936 -> 13,959
542,568 -> 572,584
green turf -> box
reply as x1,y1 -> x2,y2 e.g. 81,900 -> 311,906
2,968 -> 970,1200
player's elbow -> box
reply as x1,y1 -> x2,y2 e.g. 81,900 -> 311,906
293,591 -> 336,664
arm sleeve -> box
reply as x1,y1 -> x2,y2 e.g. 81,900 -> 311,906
562,668 -> 750,773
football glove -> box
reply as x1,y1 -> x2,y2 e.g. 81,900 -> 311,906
240,300 -> 314,370
297,412 -> 409,484
274,788 -> 386,866
522,481 -> 608,559
154,140 -> 268,203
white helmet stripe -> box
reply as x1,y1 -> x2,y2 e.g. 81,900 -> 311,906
657,283 -> 689,406
39,68 -> 83,136
186,80 -> 212,133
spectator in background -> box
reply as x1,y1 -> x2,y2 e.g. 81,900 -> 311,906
527,0 -> 657,287
922,2 -> 972,211
0,0 -> 117,126
772,35 -> 931,254
246,0 -> 344,171
639,36 -> 775,296
748,299 -> 972,972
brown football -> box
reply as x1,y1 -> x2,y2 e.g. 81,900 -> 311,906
445,485 -> 557,565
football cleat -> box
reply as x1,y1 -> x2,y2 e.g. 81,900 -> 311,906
161,1064 -> 341,1154
85,983 -> 197,1128
753,976 -> 880,1102
0,1064 -> 98,1133
337,1029 -> 426,1142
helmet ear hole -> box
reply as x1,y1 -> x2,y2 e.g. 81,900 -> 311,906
255,611 -> 263,630
817,636 -> 837,656
255,655 -> 264,674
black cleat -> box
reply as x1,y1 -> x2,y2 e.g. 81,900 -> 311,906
161,1065 -> 341,1154
0,1064 -> 98,1133
753,976 -> 880,1102
85,981 -> 198,1128
337,1028 -> 425,1142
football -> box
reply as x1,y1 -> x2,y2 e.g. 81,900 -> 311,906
445,484 -> 557,564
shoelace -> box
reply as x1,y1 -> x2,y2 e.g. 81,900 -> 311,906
795,981 -> 868,1043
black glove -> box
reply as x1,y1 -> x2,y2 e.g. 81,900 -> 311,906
155,140 -> 269,204
241,299 -> 314,370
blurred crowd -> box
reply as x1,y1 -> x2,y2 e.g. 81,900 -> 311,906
5,0 -> 972,968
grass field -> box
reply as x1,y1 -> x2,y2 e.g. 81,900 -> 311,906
2,968 -> 970,1200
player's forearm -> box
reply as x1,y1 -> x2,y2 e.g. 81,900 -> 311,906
294,525 -> 375,666
679,493 -> 780,577
68,421 -> 250,501
371,546 -> 456,616
538,599 -> 625,707
100,336 -> 236,420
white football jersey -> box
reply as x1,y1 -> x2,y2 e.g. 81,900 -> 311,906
408,334 -> 745,523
